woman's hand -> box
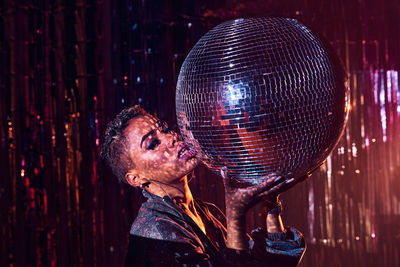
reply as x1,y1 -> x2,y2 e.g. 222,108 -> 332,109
221,167 -> 288,250
220,167 -> 302,218
256,160 -> 325,210
220,167 -> 311,250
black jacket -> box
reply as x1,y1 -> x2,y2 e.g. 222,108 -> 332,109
125,191 -> 305,267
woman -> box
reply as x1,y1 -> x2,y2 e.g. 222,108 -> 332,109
101,105 -> 306,266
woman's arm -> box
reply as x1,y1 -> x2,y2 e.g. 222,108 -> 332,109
220,168 -> 309,250
220,168 -> 287,250
265,196 -> 285,233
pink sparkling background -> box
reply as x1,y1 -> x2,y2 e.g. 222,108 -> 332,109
1,0 -> 399,266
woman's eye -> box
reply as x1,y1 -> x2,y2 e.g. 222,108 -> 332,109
147,139 -> 160,150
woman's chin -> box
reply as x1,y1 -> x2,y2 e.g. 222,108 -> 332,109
187,157 -> 199,169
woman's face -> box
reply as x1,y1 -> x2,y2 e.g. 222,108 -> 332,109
124,113 -> 198,184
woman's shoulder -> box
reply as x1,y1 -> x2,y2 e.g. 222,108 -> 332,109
130,199 -> 204,246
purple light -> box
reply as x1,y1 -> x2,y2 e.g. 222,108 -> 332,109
374,70 -> 379,104
378,70 -> 387,142
387,70 -> 392,103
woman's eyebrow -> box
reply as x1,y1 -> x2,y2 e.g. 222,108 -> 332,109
140,129 -> 155,148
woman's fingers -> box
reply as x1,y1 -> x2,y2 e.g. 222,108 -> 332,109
262,173 -> 312,196
254,176 -> 295,199
297,173 -> 311,183
220,167 -> 308,202
267,177 -> 300,195
220,166 -> 228,178
241,173 -> 283,197
220,166 -> 234,191
221,168 -> 286,195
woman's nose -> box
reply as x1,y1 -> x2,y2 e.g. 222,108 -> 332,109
166,132 -> 178,148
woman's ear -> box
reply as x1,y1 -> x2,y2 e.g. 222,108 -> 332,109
125,171 -> 141,187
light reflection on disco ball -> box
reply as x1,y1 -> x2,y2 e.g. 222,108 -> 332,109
176,17 -> 350,185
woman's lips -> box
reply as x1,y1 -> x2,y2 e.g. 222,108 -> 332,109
177,143 -> 196,161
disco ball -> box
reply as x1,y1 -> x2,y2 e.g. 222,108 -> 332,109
176,17 -> 350,185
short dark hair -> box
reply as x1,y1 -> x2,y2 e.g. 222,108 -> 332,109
101,105 -> 147,183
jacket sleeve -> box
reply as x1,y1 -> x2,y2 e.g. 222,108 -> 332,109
205,202 -> 306,266
249,227 -> 306,266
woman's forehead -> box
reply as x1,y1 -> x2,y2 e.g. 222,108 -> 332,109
127,114 -> 158,132
135,114 -> 158,125
124,114 -> 161,145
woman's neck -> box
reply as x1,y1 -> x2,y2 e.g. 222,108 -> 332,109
145,176 -> 205,233
170,179 -> 194,208
147,175 -> 194,207
169,178 -> 206,234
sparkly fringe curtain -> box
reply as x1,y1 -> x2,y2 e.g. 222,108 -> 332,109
1,0 -> 112,265
1,0 -> 399,266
